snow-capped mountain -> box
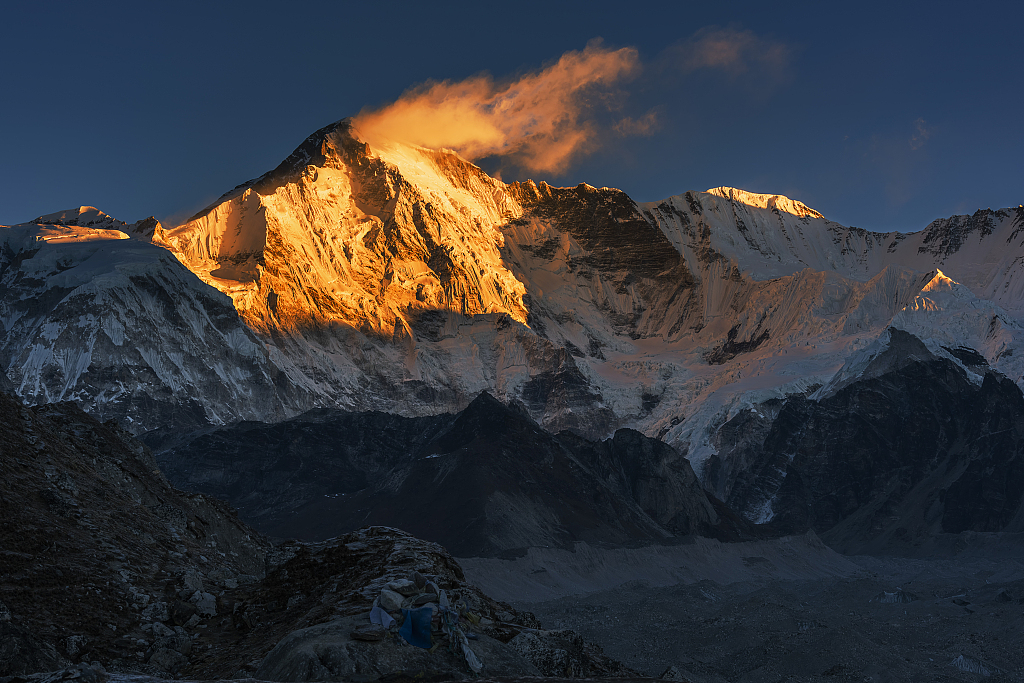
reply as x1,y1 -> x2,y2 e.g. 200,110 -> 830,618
3,119 -> 1022,498
159,120 -> 1024,456
0,208 -> 305,432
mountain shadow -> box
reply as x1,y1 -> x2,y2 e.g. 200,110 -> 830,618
153,392 -> 757,557
712,328 -> 1024,554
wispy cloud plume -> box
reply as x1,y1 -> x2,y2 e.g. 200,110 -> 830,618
909,117 -> 934,150
614,109 -> 661,137
353,42 -> 639,174
667,26 -> 792,85
353,29 -> 792,176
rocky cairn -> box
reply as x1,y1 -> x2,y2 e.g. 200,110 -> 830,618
239,528 -> 636,681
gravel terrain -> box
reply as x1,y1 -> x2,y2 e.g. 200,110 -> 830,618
516,553 -> 1024,682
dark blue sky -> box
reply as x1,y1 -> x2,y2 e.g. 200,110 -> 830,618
2,1 -> 1021,231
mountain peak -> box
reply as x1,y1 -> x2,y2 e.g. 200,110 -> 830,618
18,207 -> 164,243
705,186 -> 823,219
31,206 -> 124,229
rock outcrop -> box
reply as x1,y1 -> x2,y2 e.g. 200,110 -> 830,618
222,528 -> 633,682
0,389 -> 634,680
709,328 -> 1024,553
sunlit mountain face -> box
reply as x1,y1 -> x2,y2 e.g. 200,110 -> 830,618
4,118 -> 1024,459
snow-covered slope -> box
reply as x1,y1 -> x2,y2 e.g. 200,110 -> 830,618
633,191 -> 1024,472
0,208 -> 304,432
645,188 -> 1024,311
4,120 -> 1022,492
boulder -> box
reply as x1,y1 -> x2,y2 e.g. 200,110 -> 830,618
182,568 -> 204,593
190,591 -> 217,617
61,636 -> 87,660
140,602 -> 170,623
150,622 -> 175,638
411,593 -> 438,606
660,664 -> 689,681
170,600 -> 197,626
206,567 -> 237,589
147,647 -> 188,674
153,634 -> 192,656
379,589 -> 404,612
385,579 -> 418,596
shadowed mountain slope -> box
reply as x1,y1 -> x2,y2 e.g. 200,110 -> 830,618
5,119 -> 1023,531
153,392 -> 750,557
0,390 -> 268,676
710,329 -> 1024,554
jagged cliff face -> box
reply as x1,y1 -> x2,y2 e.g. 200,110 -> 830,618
160,122 -> 554,421
165,125 -> 528,337
3,119 -> 1022,482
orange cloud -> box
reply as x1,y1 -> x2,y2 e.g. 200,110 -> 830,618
352,41 -> 639,174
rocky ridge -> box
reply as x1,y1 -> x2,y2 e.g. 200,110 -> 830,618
152,391 -> 753,557
0,389 -> 640,681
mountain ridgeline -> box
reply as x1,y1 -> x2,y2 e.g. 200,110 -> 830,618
3,117 -> 1024,555
151,392 -> 754,558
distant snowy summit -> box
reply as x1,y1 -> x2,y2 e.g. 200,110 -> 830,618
27,205 -> 165,240
0,206 -> 298,432
704,186 -> 824,219
32,206 -> 125,230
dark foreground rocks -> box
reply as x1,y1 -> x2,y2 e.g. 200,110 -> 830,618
191,527 -> 636,681
0,392 -> 267,677
0,391 -> 636,681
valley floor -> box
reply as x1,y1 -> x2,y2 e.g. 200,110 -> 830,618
510,552 -> 1024,682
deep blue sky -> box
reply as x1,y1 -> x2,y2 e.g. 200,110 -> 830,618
2,1 -> 1021,232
